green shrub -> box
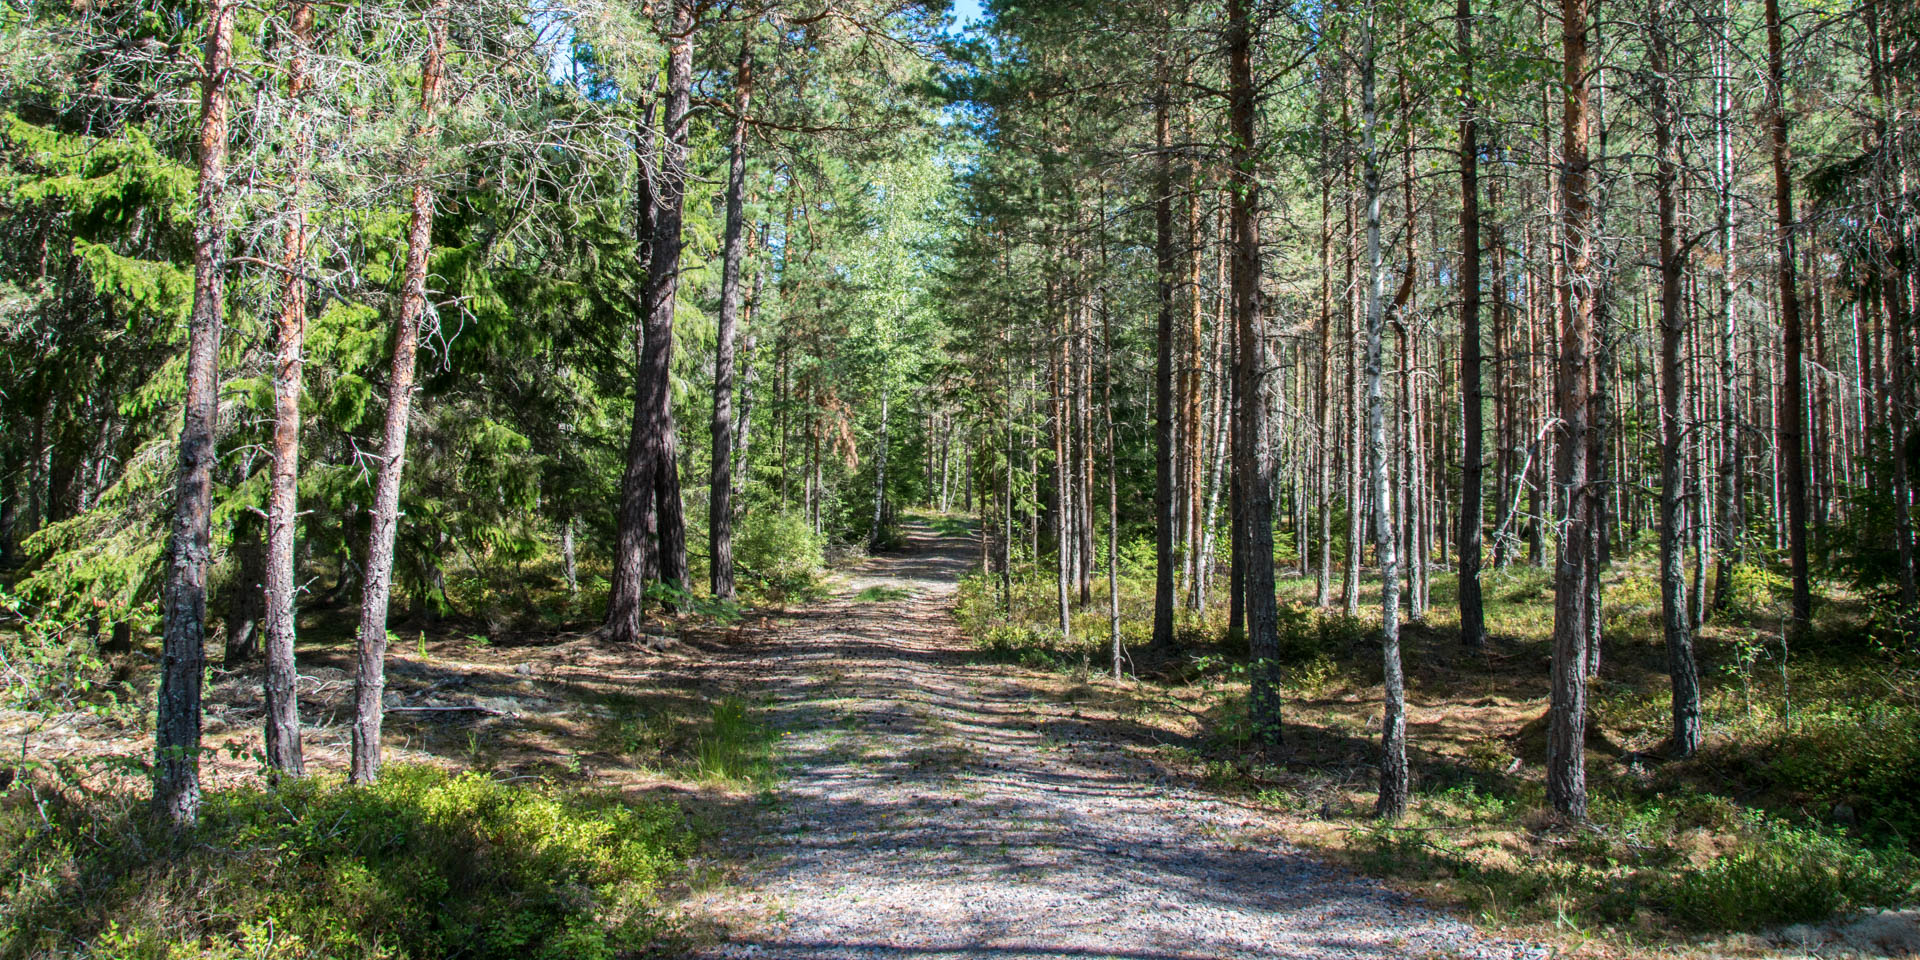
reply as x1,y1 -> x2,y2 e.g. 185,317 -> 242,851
1721,562 -> 1791,624
1663,818 -> 1919,929
0,588 -> 127,713
0,765 -> 693,959
1270,604 -> 1371,663
1760,699 -> 1920,845
733,508 -> 825,599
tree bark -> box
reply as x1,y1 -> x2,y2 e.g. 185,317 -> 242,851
1548,0 -> 1596,821
606,2 -> 694,636
1316,155 -> 1335,608
350,0 -> 447,785
1103,233 -> 1123,678
262,0 -> 314,782
1456,0 -> 1487,652
736,270 -> 763,502
1151,25 -> 1178,653
872,389 -> 891,550
155,0 -> 235,826
1650,0 -> 1702,755
1228,0 -> 1281,746
1361,12 -> 1407,818
710,36 -> 753,601
1764,0 -> 1813,637
1712,0 -> 1742,612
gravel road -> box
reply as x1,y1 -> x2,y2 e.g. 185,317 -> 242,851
689,519 -> 1547,960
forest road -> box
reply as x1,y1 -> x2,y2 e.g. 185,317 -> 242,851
684,517 -> 1544,960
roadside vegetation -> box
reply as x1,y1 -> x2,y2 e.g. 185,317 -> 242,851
955,549 -> 1920,948
0,504 -> 819,957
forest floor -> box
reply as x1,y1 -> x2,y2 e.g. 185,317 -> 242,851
3,517 -> 1538,959
671,517 -> 1547,960
8,518 -> 1913,958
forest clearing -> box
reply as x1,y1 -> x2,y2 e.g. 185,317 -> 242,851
2,0 -> 1919,956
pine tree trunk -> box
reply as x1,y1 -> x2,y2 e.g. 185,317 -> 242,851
1316,166 -> 1335,608
606,2 -> 694,635
1182,166 -> 1207,598
709,37 -> 753,601
736,273 -> 762,500
1103,250 -> 1123,678
1151,32 -> 1178,653
1865,0 -> 1916,611
872,390 -> 890,550
1456,0 -> 1487,651
155,0 -> 235,825
1650,0 -> 1702,755
1713,0 -> 1742,612
562,516 -> 578,594
1361,14 -> 1406,816
262,0 -> 313,781
1229,0 -> 1281,746
350,0 -> 446,785
1053,324 -> 1072,641
608,100 -> 662,637
1548,0 -> 1596,821
1765,0 -> 1813,638
1076,304 -> 1094,605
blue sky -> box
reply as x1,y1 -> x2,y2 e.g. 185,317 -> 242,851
952,0 -> 987,27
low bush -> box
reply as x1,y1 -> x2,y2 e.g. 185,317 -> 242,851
733,508 -> 825,600
1663,817 -> 1919,929
0,764 -> 693,959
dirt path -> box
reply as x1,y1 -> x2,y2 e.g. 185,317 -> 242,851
686,518 -> 1544,960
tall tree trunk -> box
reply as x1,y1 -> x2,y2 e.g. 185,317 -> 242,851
1003,338 -> 1016,607
1650,0 -> 1702,755
606,2 -> 694,636
262,0 -> 313,782
1456,0 -> 1487,652
1103,235 -> 1124,678
350,0 -> 446,785
1712,0 -> 1742,612
1548,0 -> 1596,821
1199,318 -> 1232,608
710,36 -> 753,601
1054,321 -> 1072,642
1765,0 -> 1813,637
1362,12 -> 1407,817
155,0 -> 235,826
736,270 -> 763,500
1229,0 -> 1282,745
562,516 -> 578,594
1182,163 -> 1206,598
872,389 -> 891,550
1151,29 -> 1178,653
1344,172 -> 1364,616
1865,0 -> 1916,610
1316,163 -> 1335,608
1076,301 -> 1095,605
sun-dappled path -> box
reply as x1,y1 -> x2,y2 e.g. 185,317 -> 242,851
683,518 -> 1545,960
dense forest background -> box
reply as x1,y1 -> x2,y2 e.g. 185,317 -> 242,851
2,0 -> 1918,953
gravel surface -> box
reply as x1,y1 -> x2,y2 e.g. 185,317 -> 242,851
690,520 -> 1548,960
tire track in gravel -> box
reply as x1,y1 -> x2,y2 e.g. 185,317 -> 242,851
686,518 -> 1545,960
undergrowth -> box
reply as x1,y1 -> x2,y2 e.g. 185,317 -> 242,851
595,696 -> 780,789
955,545 -> 1920,940
0,764 -> 694,959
